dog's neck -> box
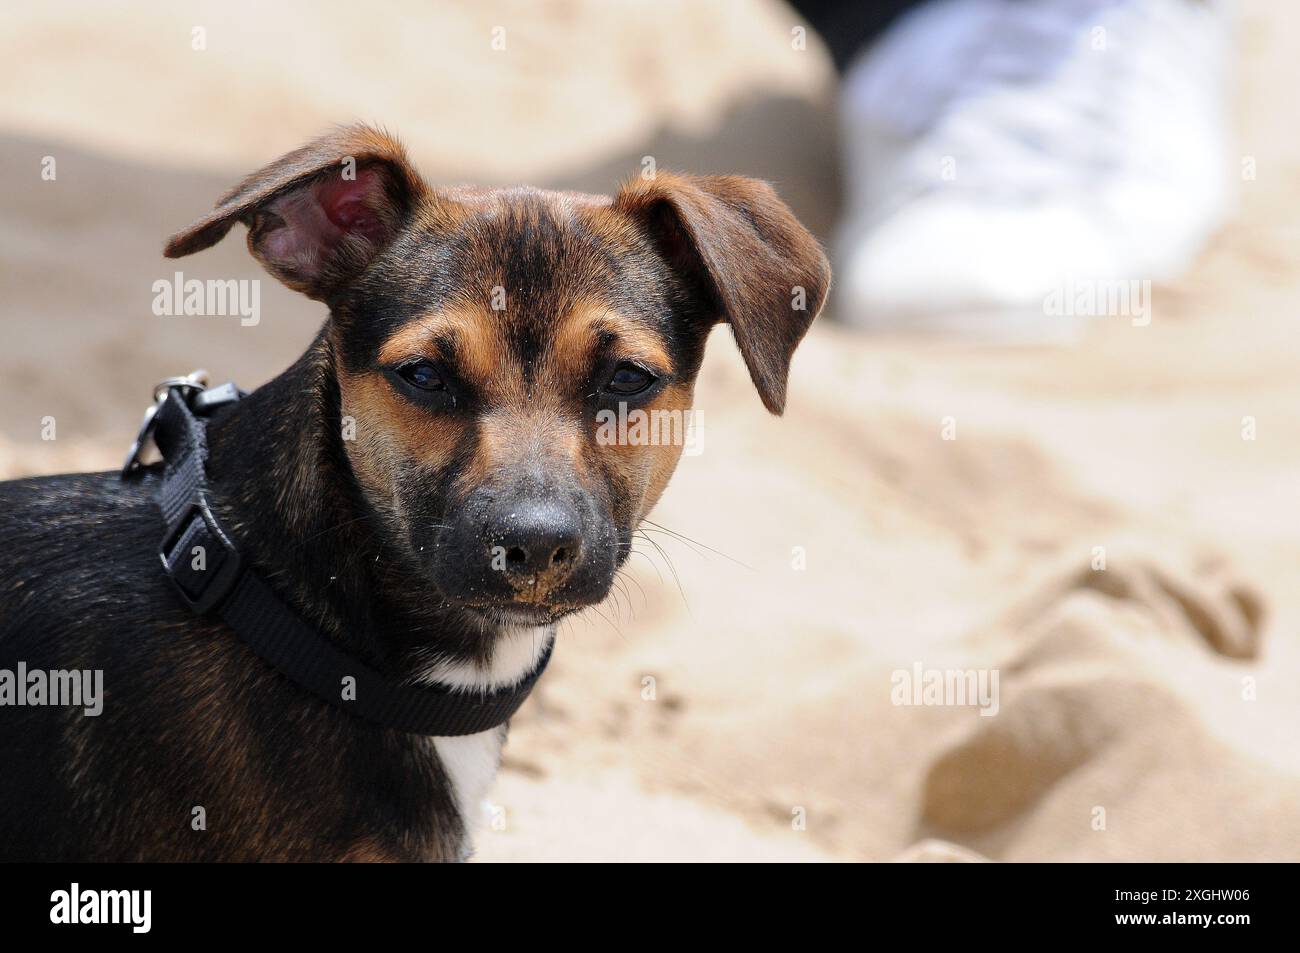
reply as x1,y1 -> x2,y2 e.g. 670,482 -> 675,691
202,330 -> 552,690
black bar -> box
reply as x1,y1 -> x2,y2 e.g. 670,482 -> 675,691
0,862 -> 1281,940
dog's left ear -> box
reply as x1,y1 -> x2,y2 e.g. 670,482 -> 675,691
163,123 -> 429,301
614,173 -> 830,414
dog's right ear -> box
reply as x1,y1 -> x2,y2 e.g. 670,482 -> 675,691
164,124 -> 428,300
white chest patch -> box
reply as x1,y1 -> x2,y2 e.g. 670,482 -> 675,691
432,727 -> 508,827
421,625 -> 554,852
421,625 -> 554,691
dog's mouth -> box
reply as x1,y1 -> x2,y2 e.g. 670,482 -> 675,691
458,602 -> 577,628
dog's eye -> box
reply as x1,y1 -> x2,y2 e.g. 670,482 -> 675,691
604,363 -> 657,396
396,360 -> 446,392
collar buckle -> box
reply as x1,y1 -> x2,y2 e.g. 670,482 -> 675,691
159,494 -> 243,615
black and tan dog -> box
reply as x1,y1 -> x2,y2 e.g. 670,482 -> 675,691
0,125 -> 828,861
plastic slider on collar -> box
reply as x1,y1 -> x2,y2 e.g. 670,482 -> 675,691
159,495 -> 242,614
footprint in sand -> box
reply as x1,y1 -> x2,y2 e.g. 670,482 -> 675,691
916,553 -> 1268,854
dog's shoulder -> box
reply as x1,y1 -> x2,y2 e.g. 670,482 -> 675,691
0,467 -> 159,520
0,469 -> 168,634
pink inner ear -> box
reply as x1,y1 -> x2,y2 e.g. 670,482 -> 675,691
315,168 -> 390,245
260,166 -> 390,279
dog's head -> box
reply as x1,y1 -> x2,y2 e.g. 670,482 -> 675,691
166,125 -> 828,627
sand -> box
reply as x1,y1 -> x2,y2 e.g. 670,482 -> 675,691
1,0 -> 1297,861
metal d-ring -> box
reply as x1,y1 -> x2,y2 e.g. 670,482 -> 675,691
121,369 -> 211,479
152,369 -> 210,403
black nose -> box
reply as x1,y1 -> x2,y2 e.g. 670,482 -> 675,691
495,499 -> 582,578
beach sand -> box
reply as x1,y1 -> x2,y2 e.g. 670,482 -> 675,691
2,0 -> 1297,861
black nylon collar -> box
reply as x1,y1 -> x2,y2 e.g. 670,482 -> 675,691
125,379 -> 552,737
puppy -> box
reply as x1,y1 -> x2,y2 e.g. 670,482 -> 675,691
0,125 -> 828,861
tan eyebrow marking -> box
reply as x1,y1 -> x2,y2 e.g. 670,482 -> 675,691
378,306 -> 521,401
549,300 -> 672,383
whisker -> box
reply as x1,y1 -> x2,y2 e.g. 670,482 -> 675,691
584,601 -> 624,640
292,513 -> 376,549
612,575 -> 637,622
627,546 -> 665,584
637,531 -> 690,615
617,568 -> 648,608
641,518 -> 754,571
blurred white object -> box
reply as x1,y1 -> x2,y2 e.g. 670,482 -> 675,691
835,0 -> 1233,341
892,838 -> 989,862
